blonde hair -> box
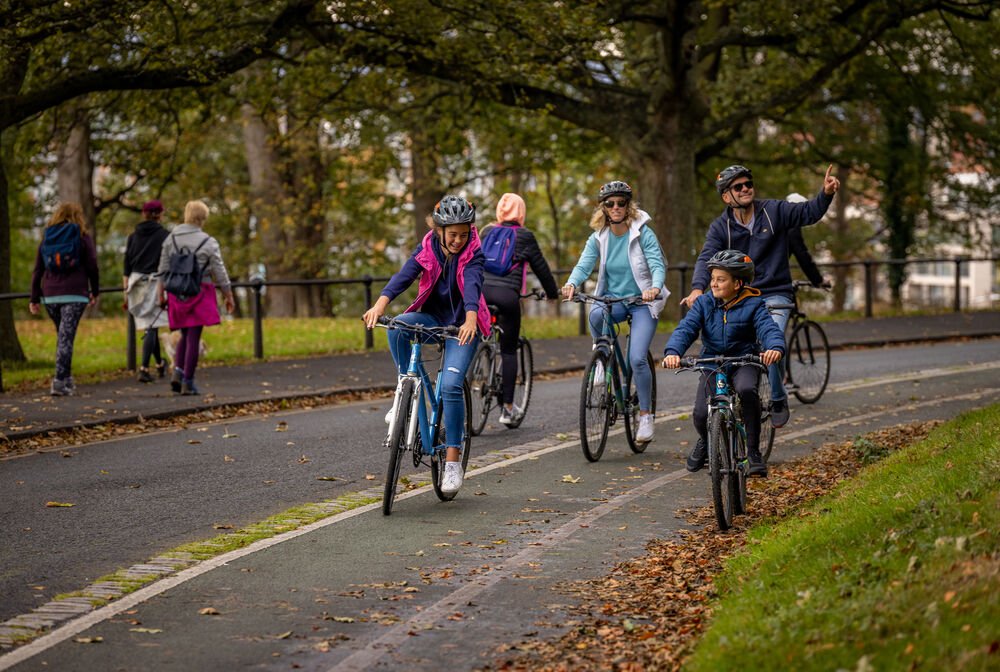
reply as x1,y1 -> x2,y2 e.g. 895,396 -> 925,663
588,200 -> 640,232
184,200 -> 209,226
47,202 -> 88,234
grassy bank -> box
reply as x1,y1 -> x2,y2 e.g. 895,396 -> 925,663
685,404 -> 1000,671
2,314 -> 678,389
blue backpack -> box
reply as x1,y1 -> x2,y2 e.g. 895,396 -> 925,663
41,223 -> 82,274
481,224 -> 519,276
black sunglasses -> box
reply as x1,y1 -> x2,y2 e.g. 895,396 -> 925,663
730,180 -> 754,193
603,198 -> 629,209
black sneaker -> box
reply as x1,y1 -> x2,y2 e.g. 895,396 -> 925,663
181,380 -> 201,396
137,369 -> 153,384
748,451 -> 768,478
771,398 -> 790,428
156,361 -> 167,379
686,438 -> 706,472
170,368 -> 183,394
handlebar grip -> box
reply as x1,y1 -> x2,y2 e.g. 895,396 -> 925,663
679,356 -> 697,368
376,316 -> 392,326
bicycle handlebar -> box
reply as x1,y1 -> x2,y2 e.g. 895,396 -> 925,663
375,316 -> 460,338
520,288 -> 546,300
677,354 -> 766,371
570,292 -> 645,307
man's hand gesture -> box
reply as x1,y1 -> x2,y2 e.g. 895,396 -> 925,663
822,164 -> 841,196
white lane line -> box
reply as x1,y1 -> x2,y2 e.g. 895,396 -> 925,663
2,371 -> 997,669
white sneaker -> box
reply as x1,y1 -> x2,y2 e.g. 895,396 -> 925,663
441,461 -> 464,494
592,360 -> 605,384
498,407 -> 513,425
636,414 -> 655,442
384,408 -> 393,424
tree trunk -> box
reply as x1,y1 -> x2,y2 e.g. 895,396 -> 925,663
830,163 -> 852,313
410,129 -> 440,248
241,103 -> 296,316
0,128 -> 26,362
884,107 -> 915,307
57,107 -> 96,232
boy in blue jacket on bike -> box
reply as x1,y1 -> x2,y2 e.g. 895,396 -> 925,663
663,250 -> 785,477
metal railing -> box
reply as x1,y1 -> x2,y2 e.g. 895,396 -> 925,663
1,255 -> 997,393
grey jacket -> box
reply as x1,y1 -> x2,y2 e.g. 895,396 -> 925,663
157,224 -> 232,291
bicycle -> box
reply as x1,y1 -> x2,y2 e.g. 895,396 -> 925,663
572,293 -> 657,462
676,354 -> 767,531
467,288 -> 544,435
768,280 -> 831,404
375,317 -> 473,515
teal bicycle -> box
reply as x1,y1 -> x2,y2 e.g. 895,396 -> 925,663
573,293 -> 657,462
376,317 -> 472,515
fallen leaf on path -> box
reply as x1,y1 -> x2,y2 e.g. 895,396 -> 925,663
198,607 -> 220,616
74,636 -> 103,644
561,475 -> 582,484
275,422 -> 288,432
276,631 -> 293,639
129,627 -> 162,634
317,476 -> 344,482
45,501 -> 75,507
223,455 -> 235,462
186,439 -> 201,445
365,474 -> 376,480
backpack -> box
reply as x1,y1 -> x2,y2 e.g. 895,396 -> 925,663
481,224 -> 519,275
162,236 -> 209,300
41,223 -> 82,274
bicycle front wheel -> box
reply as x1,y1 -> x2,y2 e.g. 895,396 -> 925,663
732,422 -> 748,516
431,380 -> 473,502
623,351 -> 657,454
758,372 -> 776,463
708,411 -> 734,531
580,350 -> 611,462
382,378 -> 414,516
788,320 -> 830,404
506,337 -> 533,429
467,344 -> 493,436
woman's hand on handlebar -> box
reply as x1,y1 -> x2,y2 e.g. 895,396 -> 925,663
642,287 -> 660,303
761,349 -> 782,366
362,296 -> 390,329
561,283 -> 575,301
662,354 -> 680,369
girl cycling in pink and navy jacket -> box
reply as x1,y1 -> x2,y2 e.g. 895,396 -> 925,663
363,195 -> 491,495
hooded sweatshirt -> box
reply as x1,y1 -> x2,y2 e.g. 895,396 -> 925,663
481,193 -> 559,298
664,287 -> 785,358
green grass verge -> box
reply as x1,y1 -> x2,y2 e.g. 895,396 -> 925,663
684,404 -> 1000,671
2,313 -> 677,389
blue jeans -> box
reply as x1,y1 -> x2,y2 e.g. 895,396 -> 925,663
387,312 -> 479,450
763,293 -> 792,401
589,302 -> 657,412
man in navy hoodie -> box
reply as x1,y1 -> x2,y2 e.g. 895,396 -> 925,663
680,165 -> 840,428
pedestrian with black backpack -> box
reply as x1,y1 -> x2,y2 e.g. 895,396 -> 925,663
29,202 -> 100,396
156,200 -> 235,396
123,199 -> 170,383
480,193 -> 560,425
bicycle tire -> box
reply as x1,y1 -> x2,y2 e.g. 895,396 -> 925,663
579,349 -> 611,462
788,320 -> 830,404
467,344 -> 493,436
506,338 -> 534,429
733,422 -> 748,515
382,378 -> 414,516
758,372 -> 776,463
708,411 -> 734,531
431,380 -> 473,501
623,351 -> 657,453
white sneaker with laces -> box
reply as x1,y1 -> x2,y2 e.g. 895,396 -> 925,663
636,414 -> 655,442
441,461 -> 464,494
498,407 -> 513,425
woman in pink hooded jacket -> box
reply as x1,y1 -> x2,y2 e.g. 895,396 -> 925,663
363,195 -> 490,495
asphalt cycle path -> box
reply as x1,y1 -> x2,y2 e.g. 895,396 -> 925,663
3,340 -> 998,624
1,341 -> 999,670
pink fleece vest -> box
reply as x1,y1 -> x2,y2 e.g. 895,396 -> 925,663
405,229 -> 492,337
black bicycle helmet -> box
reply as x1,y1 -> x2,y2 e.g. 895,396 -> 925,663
598,180 -> 632,202
432,195 -> 476,226
707,249 -> 755,282
715,165 -> 753,194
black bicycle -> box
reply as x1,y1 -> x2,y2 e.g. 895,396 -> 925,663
676,355 -> 767,531
573,293 -> 657,462
768,280 -> 831,404
467,289 -> 543,435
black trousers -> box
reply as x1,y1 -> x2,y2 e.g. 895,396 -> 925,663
692,366 -> 762,457
482,285 -> 521,405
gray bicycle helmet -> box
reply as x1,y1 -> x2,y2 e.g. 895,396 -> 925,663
707,249 -> 755,282
715,165 -> 753,194
432,195 -> 476,226
598,180 -> 632,202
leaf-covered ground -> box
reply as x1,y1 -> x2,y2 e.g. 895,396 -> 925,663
485,421 -> 941,672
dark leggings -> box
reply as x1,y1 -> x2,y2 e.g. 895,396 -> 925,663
142,328 -> 163,369
692,366 -> 762,456
44,303 -> 87,381
176,326 -> 204,381
482,285 -> 521,405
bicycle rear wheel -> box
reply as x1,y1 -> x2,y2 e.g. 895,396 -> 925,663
580,350 -> 611,462
431,381 -> 473,501
382,378 -> 414,516
788,320 -> 830,404
758,372 -> 776,463
506,338 -> 533,429
467,344 -> 493,436
708,411 -> 734,531
623,351 -> 657,453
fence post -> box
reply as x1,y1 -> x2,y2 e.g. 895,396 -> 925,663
252,281 -> 264,359
0,359 -> 4,394
363,275 -> 374,350
678,263 -> 689,318
578,297 -> 587,335
953,258 -> 963,312
127,313 -> 137,371
863,261 -> 874,318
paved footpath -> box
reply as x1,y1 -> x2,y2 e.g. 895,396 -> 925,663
3,311 -> 999,442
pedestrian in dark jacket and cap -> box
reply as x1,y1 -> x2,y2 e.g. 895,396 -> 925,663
123,200 -> 170,382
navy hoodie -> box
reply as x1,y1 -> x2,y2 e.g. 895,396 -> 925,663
664,288 -> 785,359
691,189 -> 833,297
